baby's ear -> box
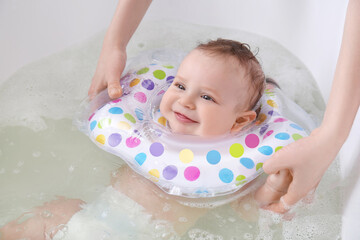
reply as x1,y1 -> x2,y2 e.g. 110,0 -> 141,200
230,111 -> 257,133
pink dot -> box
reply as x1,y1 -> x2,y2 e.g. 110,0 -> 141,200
263,130 -> 274,140
112,98 -> 122,103
274,118 -> 287,123
126,137 -> 141,148
88,113 -> 95,121
245,134 -> 260,148
184,166 -> 200,181
134,92 -> 147,103
157,90 -> 165,96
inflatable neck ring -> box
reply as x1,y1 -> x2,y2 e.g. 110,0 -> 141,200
82,62 -> 308,198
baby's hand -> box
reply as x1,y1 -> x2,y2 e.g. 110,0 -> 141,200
88,46 -> 127,99
254,170 -> 292,207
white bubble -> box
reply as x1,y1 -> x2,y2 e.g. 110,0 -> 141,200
178,216 -> 188,223
17,161 -> 24,167
32,151 -> 41,157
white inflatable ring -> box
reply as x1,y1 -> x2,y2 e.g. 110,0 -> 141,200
85,63 -> 308,198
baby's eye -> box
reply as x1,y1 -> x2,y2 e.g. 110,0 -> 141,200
175,83 -> 185,90
201,95 -> 214,102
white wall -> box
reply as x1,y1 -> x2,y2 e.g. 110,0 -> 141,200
1,0 -> 347,102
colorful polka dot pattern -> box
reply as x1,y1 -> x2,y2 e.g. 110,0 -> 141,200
87,63 -> 309,198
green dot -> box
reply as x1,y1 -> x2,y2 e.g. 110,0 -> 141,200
98,118 -> 111,129
235,175 -> 247,186
275,146 -> 283,152
163,65 -> 174,69
125,113 -> 136,123
292,134 -> 303,141
256,162 -> 263,171
229,143 -> 244,158
153,70 -> 166,80
137,67 -> 149,75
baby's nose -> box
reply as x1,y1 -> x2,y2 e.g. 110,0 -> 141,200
179,95 -> 196,110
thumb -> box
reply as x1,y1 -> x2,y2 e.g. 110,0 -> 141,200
107,78 -> 123,99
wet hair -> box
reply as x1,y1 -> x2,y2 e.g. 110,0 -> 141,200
196,38 -> 269,111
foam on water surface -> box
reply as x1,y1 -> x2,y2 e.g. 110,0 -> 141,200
0,20 -> 341,239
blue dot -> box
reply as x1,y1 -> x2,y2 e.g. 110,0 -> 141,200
142,79 -> 155,90
135,153 -> 147,166
195,189 -> 209,194
275,132 -> 290,140
90,121 -> 97,131
240,158 -> 255,169
290,123 -> 304,131
206,150 -> 221,165
260,124 -> 269,135
219,168 -> 234,183
135,108 -> 144,121
268,110 -> 280,116
258,146 -> 273,156
166,76 -> 175,84
108,107 -> 123,114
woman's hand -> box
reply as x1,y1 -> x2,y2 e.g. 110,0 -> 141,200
256,127 -> 340,213
88,45 -> 127,100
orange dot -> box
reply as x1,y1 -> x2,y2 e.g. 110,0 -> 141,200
267,100 -> 278,108
130,78 -> 140,87
157,117 -> 167,126
255,113 -> 267,125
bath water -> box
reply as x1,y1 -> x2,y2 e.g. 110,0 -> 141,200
0,21 -> 341,239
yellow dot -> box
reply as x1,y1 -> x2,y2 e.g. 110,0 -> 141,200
256,162 -> 263,171
275,146 -> 283,152
157,116 -> 167,126
235,175 -> 247,186
149,169 -> 160,182
292,134 -> 303,141
95,134 -> 105,145
229,143 -> 244,158
117,121 -> 131,130
255,113 -> 267,125
179,149 -> 194,163
267,100 -> 278,108
130,78 -> 140,87
98,118 -> 111,129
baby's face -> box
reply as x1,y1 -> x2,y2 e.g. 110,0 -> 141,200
160,49 -> 255,137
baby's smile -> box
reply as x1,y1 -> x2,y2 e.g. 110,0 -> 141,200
173,111 -> 198,124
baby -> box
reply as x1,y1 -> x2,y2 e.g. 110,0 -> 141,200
0,39 -> 291,239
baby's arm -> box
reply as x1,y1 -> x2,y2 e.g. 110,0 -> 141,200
0,197 -> 84,240
111,165 -> 207,235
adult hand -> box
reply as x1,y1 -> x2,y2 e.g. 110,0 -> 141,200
88,46 -> 127,100
256,127 -> 340,213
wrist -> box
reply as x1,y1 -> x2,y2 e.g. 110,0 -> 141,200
314,123 -> 347,155
103,33 -> 127,52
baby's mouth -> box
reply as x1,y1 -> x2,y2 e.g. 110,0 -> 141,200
174,112 -> 198,123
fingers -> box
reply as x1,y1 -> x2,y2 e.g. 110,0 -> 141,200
261,179 -> 319,214
262,149 -> 288,175
88,76 -> 106,100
